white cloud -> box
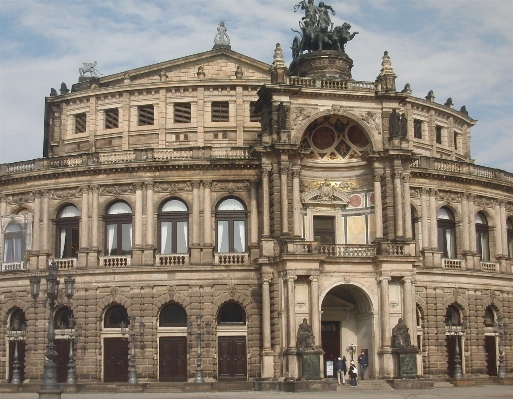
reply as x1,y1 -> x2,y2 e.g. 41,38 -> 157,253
1,0 -> 511,171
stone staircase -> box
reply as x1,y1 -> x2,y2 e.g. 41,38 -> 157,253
336,379 -> 393,390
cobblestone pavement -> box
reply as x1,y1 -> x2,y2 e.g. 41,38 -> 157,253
0,386 -> 512,399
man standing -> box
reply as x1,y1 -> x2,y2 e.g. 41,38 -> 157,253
357,350 -> 368,379
334,356 -> 346,385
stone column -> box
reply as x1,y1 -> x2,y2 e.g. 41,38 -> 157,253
309,276 -> 320,348
262,166 -> 271,237
280,163 -> 289,236
134,183 -> 143,248
261,278 -> 274,379
468,195 -> 476,253
203,181 -> 212,245
461,193 -> 470,253
251,181 -> 259,245
373,168 -> 383,239
420,189 -> 429,250
286,275 -> 297,350
494,200 -> 503,257
91,185 -> 99,250
500,201 -> 508,256
292,167 -> 301,237
192,182 -> 200,245
403,174 -> 412,240
379,276 -> 392,348
0,195 -> 6,216
145,182 -> 154,247
402,276 -> 415,345
41,191 -> 50,254
429,189 -> 437,249
393,168 -> 404,238
80,186 -> 89,249
33,192 -> 41,253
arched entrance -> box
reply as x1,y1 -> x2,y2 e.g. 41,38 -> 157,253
320,284 -> 374,378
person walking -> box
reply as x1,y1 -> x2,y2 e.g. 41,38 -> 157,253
357,350 -> 368,380
341,356 -> 347,384
348,360 -> 358,387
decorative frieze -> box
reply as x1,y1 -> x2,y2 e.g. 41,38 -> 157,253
154,182 -> 192,193
211,181 -> 250,193
99,184 -> 136,197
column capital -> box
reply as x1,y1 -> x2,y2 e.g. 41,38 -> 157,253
279,164 -> 290,176
292,168 -> 301,179
91,184 -> 100,193
202,180 -> 212,189
308,275 -> 319,283
377,276 -> 391,283
144,181 -> 155,189
285,275 -> 297,282
262,278 -> 272,285
192,181 -> 201,189
402,276 -> 414,284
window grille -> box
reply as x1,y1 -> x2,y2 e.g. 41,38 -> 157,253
75,113 -> 87,133
105,108 -> 119,129
211,101 -> 229,122
138,105 -> 155,126
174,102 -> 191,123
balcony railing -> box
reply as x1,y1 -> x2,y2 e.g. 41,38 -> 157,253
100,256 -> 131,267
481,261 -> 499,272
214,253 -> 249,265
51,258 -> 77,270
318,244 -> 376,257
287,77 -> 377,91
156,254 -> 189,266
1,262 -> 26,272
442,258 -> 463,269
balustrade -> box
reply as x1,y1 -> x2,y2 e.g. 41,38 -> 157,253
481,261 -> 499,272
100,256 -> 131,267
156,254 -> 189,266
51,258 -> 77,270
318,244 -> 376,257
1,262 -> 26,272
442,258 -> 463,269
214,253 -> 248,265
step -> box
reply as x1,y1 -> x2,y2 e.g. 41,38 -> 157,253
336,379 -> 393,390
144,382 -> 185,393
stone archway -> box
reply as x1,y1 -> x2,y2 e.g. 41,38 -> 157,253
320,283 -> 374,378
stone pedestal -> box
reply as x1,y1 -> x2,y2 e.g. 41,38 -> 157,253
289,51 -> 353,80
298,350 -> 322,380
393,348 -> 419,378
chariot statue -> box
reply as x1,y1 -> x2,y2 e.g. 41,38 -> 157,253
79,61 -> 101,78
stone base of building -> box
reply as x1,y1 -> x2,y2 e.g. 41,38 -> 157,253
255,380 -> 337,392
387,379 -> 433,389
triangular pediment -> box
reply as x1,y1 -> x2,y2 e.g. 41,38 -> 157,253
98,49 -> 271,88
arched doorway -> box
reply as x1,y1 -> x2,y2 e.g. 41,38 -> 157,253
103,304 -> 129,382
158,302 -> 188,382
483,306 -> 497,376
217,302 -> 247,381
320,284 -> 374,378
445,304 -> 465,378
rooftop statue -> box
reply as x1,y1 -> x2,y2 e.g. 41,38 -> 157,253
292,0 -> 358,60
79,61 -> 101,78
213,21 -> 231,50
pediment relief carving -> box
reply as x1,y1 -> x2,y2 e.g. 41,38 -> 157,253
301,178 -> 350,206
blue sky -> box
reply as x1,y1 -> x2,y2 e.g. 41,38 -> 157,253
1,0 -> 512,171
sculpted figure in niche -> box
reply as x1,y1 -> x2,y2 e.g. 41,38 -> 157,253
277,102 -> 288,131
392,318 -> 412,349
400,113 -> 408,139
297,318 -> 316,350
389,109 -> 400,137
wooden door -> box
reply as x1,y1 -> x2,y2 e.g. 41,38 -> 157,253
159,336 -> 188,382
485,335 -> 497,376
446,335 -> 456,377
104,337 -> 129,382
321,322 -> 340,377
55,339 -> 70,383
218,336 -> 247,381
8,340 -> 25,383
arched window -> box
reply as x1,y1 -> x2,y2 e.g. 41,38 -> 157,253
56,204 -> 80,259
437,207 -> 456,258
484,306 -> 495,327
104,305 -> 128,328
158,199 -> 189,254
476,212 -> 490,261
54,307 -> 74,329
3,222 -> 24,263
445,305 -> 461,326
507,218 -> 513,258
159,303 -> 187,327
104,202 -> 132,256
9,309 -> 26,330
216,198 -> 247,253
218,302 -> 246,324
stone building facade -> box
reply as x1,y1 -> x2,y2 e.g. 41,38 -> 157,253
0,22 -> 512,386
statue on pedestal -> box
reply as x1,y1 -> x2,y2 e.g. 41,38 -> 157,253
297,318 -> 316,351
392,318 -> 412,349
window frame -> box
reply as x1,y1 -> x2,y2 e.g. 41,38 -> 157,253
475,212 -> 490,261
105,108 -> 120,129
313,215 -> 335,244
435,125 -> 443,144
56,205 -> 80,259
159,303 -> 187,327
138,104 -> 155,126
158,199 -> 189,254
104,201 -> 133,256
75,112 -> 87,134
174,102 -> 192,123
216,198 -> 247,253
437,207 -> 457,258
3,222 -> 24,263
104,305 -> 129,328
211,101 -> 229,122
413,119 -> 422,139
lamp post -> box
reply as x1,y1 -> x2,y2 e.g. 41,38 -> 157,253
347,343 -> 357,361
188,314 -> 211,383
7,321 -> 26,384
493,316 -> 508,378
30,262 -> 75,399
120,315 -> 145,384
65,315 -> 81,385
447,320 -> 466,379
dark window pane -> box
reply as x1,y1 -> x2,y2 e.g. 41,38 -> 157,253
105,108 -> 119,129
218,303 -> 245,324
160,304 -> 187,326
174,103 -> 191,123
75,113 -> 87,133
138,105 -> 155,126
212,101 -> 229,122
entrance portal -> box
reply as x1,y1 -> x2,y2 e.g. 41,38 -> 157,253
320,284 -> 374,377
218,336 -> 247,381
159,336 -> 188,381
104,337 -> 129,382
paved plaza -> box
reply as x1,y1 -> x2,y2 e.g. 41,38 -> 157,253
0,386 -> 512,399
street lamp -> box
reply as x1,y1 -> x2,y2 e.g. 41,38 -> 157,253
7,321 -> 27,384
29,262 -> 75,399
64,315 -> 81,385
493,316 -> 508,378
120,315 -> 145,384
188,314 -> 211,383
347,343 -> 357,361
447,319 -> 466,379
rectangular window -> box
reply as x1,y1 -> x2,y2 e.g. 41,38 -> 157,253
105,108 -> 119,129
138,105 -> 155,126
214,132 -> 228,140
313,216 -> 335,244
453,133 -> 458,150
413,119 -> 422,139
174,102 -> 191,123
435,125 -> 442,144
249,101 -> 259,122
75,113 -> 87,133
211,101 -> 229,122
